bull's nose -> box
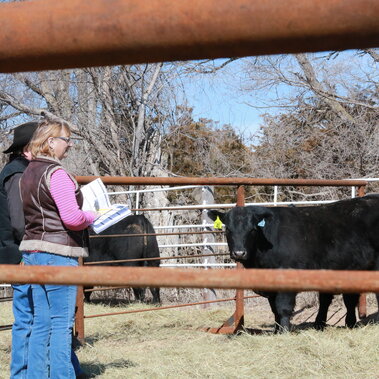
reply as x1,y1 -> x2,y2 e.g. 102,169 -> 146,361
231,250 -> 247,259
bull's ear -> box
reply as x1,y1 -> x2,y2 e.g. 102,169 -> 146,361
247,206 -> 273,227
207,210 -> 225,223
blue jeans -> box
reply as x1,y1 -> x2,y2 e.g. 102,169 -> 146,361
10,281 -> 33,379
24,252 -> 78,379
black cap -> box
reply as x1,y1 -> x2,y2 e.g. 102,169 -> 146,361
3,121 -> 39,154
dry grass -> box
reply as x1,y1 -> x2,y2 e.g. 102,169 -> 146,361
0,293 -> 378,378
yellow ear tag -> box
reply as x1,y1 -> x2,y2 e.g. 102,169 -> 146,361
213,216 -> 223,230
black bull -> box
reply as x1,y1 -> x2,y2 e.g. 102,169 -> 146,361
85,215 -> 160,303
208,195 -> 379,332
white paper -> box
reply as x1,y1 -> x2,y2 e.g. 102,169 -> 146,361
81,178 -> 111,212
91,204 -> 132,234
80,178 -> 132,233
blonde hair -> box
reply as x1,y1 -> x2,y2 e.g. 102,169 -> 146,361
29,119 -> 71,159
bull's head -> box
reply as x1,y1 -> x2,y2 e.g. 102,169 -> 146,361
208,206 -> 272,265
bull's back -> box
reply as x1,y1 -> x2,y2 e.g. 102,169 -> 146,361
257,197 -> 379,270
87,215 -> 160,265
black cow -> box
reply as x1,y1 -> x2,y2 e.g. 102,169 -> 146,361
208,195 -> 379,332
86,215 -> 161,304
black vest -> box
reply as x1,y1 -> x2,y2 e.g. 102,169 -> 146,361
0,156 -> 28,264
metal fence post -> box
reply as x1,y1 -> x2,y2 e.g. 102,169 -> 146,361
201,186 -> 217,306
357,185 -> 367,318
234,185 -> 245,330
75,257 -> 85,344
205,185 -> 245,334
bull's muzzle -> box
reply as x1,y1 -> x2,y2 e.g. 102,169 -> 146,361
231,250 -> 247,260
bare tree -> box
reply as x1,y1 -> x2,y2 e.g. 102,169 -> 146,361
243,51 -> 379,199
0,64 -> 176,179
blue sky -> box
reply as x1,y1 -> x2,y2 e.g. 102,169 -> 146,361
183,75 -> 264,136
179,59 -> 265,136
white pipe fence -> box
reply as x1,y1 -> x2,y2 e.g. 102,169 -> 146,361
3,180 -> 376,284
1,179 -> 377,292
160,263 -> 236,267
106,180 -> 379,267
159,242 -> 227,248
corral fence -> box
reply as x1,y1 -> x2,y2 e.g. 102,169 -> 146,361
2,177 -> 378,338
71,176 -> 372,340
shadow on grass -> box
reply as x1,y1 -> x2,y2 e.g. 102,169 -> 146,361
237,327 -> 273,335
358,311 -> 378,326
85,297 -> 135,306
235,312 -> 378,336
237,321 -> 316,335
80,358 -> 138,377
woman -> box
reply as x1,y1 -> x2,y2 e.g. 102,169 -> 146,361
19,119 -> 97,379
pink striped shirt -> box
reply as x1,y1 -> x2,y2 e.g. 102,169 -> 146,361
50,169 -> 95,231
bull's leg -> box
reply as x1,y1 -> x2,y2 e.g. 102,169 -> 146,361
274,292 -> 296,332
267,294 -> 281,333
375,259 -> 379,321
133,287 -> 146,302
343,293 -> 359,328
377,259 -> 379,320
314,293 -> 333,330
150,287 -> 161,304
83,286 -> 92,302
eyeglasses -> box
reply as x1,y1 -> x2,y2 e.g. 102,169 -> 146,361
54,136 -> 71,144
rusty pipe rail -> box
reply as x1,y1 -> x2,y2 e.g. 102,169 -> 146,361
0,325 -> 12,331
0,265 -> 378,293
1,0 -> 378,73
84,295 -> 261,319
75,176 -> 368,187
84,252 -> 229,265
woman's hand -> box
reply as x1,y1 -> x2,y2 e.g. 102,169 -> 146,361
88,210 -> 102,221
